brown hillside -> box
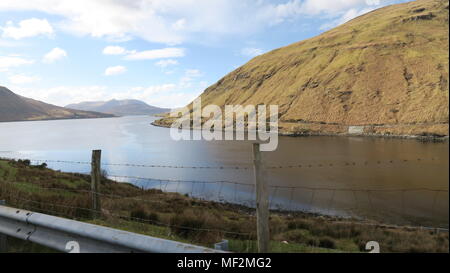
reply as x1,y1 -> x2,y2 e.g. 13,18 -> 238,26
0,86 -> 115,122
156,0 -> 449,137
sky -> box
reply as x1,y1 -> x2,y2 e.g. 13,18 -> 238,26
0,0 -> 410,109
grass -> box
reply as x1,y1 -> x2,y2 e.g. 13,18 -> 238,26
0,158 -> 448,253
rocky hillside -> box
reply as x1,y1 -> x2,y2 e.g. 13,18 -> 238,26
155,0 -> 449,137
66,99 -> 170,116
0,86 -> 115,122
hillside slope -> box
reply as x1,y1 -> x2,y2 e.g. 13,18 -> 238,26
0,86 -> 115,122
66,99 -> 170,116
155,0 -> 449,137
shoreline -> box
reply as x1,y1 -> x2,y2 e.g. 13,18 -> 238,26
0,115 -> 118,124
151,120 -> 449,142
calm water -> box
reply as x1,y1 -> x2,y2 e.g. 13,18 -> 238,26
0,116 -> 448,227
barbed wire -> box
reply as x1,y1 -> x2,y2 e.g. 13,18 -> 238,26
2,176 -> 448,232
0,179 -> 257,219
108,174 -> 252,187
265,158 -> 440,169
6,179 -> 448,232
7,194 -> 448,235
1,156 -> 448,232
2,157 -> 443,171
0,180 -> 91,195
108,174 -> 448,193
2,172 -> 446,201
25,159 -> 252,170
6,195 -> 253,236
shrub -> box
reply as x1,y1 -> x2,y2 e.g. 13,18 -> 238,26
17,159 -> 31,166
130,207 -> 147,220
170,213 -> 205,238
319,237 -> 336,249
147,212 -> 159,223
36,163 -> 47,170
169,209 -> 223,244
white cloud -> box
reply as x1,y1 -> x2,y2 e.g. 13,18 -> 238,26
12,82 -> 199,108
124,48 -> 185,60
294,0 -> 379,15
0,38 -> 22,47
0,0 -> 392,44
104,65 -> 127,76
0,55 -> 34,71
102,46 -> 128,55
43,47 -> 67,63
1,18 -> 53,40
172,18 -> 187,31
103,46 -> 184,61
241,47 -> 265,57
185,69 -> 202,78
111,84 -> 178,101
319,7 -> 375,30
11,68 -> 208,108
8,74 -> 40,85
109,82 -> 203,108
155,59 -> 179,68
180,69 -> 203,89
13,85 -> 110,106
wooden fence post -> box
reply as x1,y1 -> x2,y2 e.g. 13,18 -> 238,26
252,143 -> 269,253
91,150 -> 102,218
0,200 -> 7,253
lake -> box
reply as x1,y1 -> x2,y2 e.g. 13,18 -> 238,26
0,115 -> 448,228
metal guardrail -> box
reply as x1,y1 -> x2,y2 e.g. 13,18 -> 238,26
0,205 -> 226,253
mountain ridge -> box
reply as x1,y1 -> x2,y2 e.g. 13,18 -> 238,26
0,86 -> 115,122
155,0 -> 449,137
66,99 -> 170,116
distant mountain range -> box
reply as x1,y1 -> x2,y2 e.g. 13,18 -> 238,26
0,86 -> 114,122
65,99 -> 170,116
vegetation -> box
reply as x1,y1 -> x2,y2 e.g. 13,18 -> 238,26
0,159 -> 448,253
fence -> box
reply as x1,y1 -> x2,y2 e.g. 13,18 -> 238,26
0,147 -> 448,253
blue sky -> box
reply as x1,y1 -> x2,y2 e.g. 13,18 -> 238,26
0,0 -> 409,108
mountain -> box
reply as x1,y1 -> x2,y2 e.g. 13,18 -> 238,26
66,99 -> 170,116
155,0 -> 449,137
0,86 -> 115,122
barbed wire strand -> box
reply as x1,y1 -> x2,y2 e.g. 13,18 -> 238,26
6,195 -> 252,236
2,157 -> 442,171
3,178 -> 448,233
108,174 -> 449,193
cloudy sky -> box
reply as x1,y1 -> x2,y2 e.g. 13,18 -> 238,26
0,0 -> 409,108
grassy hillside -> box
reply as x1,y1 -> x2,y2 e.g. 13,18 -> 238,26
0,86 -> 115,122
0,159 -> 448,253
155,0 -> 449,137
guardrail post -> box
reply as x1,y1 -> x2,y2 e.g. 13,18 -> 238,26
0,200 -> 7,253
252,143 -> 269,253
91,150 -> 102,218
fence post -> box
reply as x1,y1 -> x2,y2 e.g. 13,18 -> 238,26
252,143 -> 269,253
0,200 -> 7,253
91,150 -> 102,218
